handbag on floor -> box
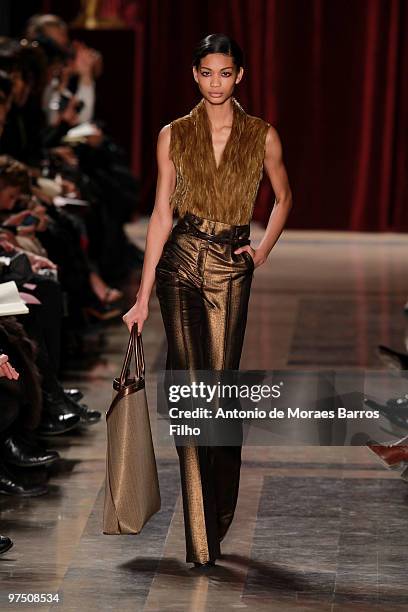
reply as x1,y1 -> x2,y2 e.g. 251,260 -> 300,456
103,323 -> 161,534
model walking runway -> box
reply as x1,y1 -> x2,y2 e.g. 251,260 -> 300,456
123,33 -> 292,565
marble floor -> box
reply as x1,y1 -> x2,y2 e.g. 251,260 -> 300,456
1,219 -> 408,611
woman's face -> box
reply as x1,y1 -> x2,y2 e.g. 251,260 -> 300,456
193,53 -> 243,104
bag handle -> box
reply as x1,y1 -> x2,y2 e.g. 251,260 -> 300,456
119,323 -> 145,387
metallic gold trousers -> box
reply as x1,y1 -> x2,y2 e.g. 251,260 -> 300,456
155,212 -> 254,563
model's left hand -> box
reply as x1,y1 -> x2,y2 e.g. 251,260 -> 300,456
233,246 -> 266,268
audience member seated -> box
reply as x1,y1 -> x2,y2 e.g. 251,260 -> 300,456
0,11 -> 143,558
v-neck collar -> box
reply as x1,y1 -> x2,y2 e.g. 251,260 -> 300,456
191,96 -> 246,172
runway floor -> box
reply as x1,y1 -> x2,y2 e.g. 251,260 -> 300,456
1,219 -> 408,611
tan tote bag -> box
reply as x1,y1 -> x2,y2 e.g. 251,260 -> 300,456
103,323 -> 161,534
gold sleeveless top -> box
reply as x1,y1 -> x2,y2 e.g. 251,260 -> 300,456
168,96 -> 271,225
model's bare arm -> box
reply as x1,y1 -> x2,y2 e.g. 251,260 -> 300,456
235,126 -> 293,267
123,124 -> 176,333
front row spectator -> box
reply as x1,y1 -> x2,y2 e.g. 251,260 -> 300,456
0,10 -> 144,558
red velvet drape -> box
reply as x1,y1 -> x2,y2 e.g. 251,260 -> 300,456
136,0 -> 408,231
44,0 -> 408,231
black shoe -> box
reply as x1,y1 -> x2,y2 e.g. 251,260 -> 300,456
43,389 -> 78,415
1,434 -> 60,468
0,535 -> 13,555
37,412 -> 81,436
63,393 -> 101,424
40,389 -> 82,435
63,388 -> 84,402
0,462 -> 48,496
77,405 -> 102,424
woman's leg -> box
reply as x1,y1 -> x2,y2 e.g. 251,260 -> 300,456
200,245 -> 253,545
156,225 -> 253,564
156,249 -> 220,564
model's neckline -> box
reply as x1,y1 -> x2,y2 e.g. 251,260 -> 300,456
200,97 -> 239,172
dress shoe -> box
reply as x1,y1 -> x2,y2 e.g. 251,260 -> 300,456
0,461 -> 48,496
40,389 -> 83,435
0,535 -> 13,555
76,405 -> 102,424
62,393 -> 101,424
37,411 -> 81,436
366,439 -> 408,469
63,388 -> 84,402
43,388 -> 80,416
0,434 -> 60,468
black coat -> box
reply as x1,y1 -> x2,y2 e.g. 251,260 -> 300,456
0,316 -> 42,430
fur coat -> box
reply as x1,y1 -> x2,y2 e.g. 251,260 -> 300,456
168,96 -> 271,225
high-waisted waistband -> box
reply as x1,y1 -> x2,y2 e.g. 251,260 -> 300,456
173,212 -> 250,246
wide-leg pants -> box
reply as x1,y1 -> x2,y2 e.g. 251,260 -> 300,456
155,212 -> 254,563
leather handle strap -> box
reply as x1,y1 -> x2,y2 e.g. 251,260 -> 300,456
119,325 -> 135,386
119,323 -> 145,387
136,324 -> 145,377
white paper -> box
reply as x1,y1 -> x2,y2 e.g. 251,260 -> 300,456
0,281 -> 29,316
62,121 -> 100,143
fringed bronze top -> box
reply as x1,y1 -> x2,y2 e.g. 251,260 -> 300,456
168,96 -> 271,225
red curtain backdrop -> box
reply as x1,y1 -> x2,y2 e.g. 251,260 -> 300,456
46,0 -> 408,231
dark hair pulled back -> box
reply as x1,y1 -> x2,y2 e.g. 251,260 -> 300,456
192,33 -> 244,71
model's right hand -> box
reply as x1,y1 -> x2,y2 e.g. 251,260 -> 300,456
122,299 -> 149,334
